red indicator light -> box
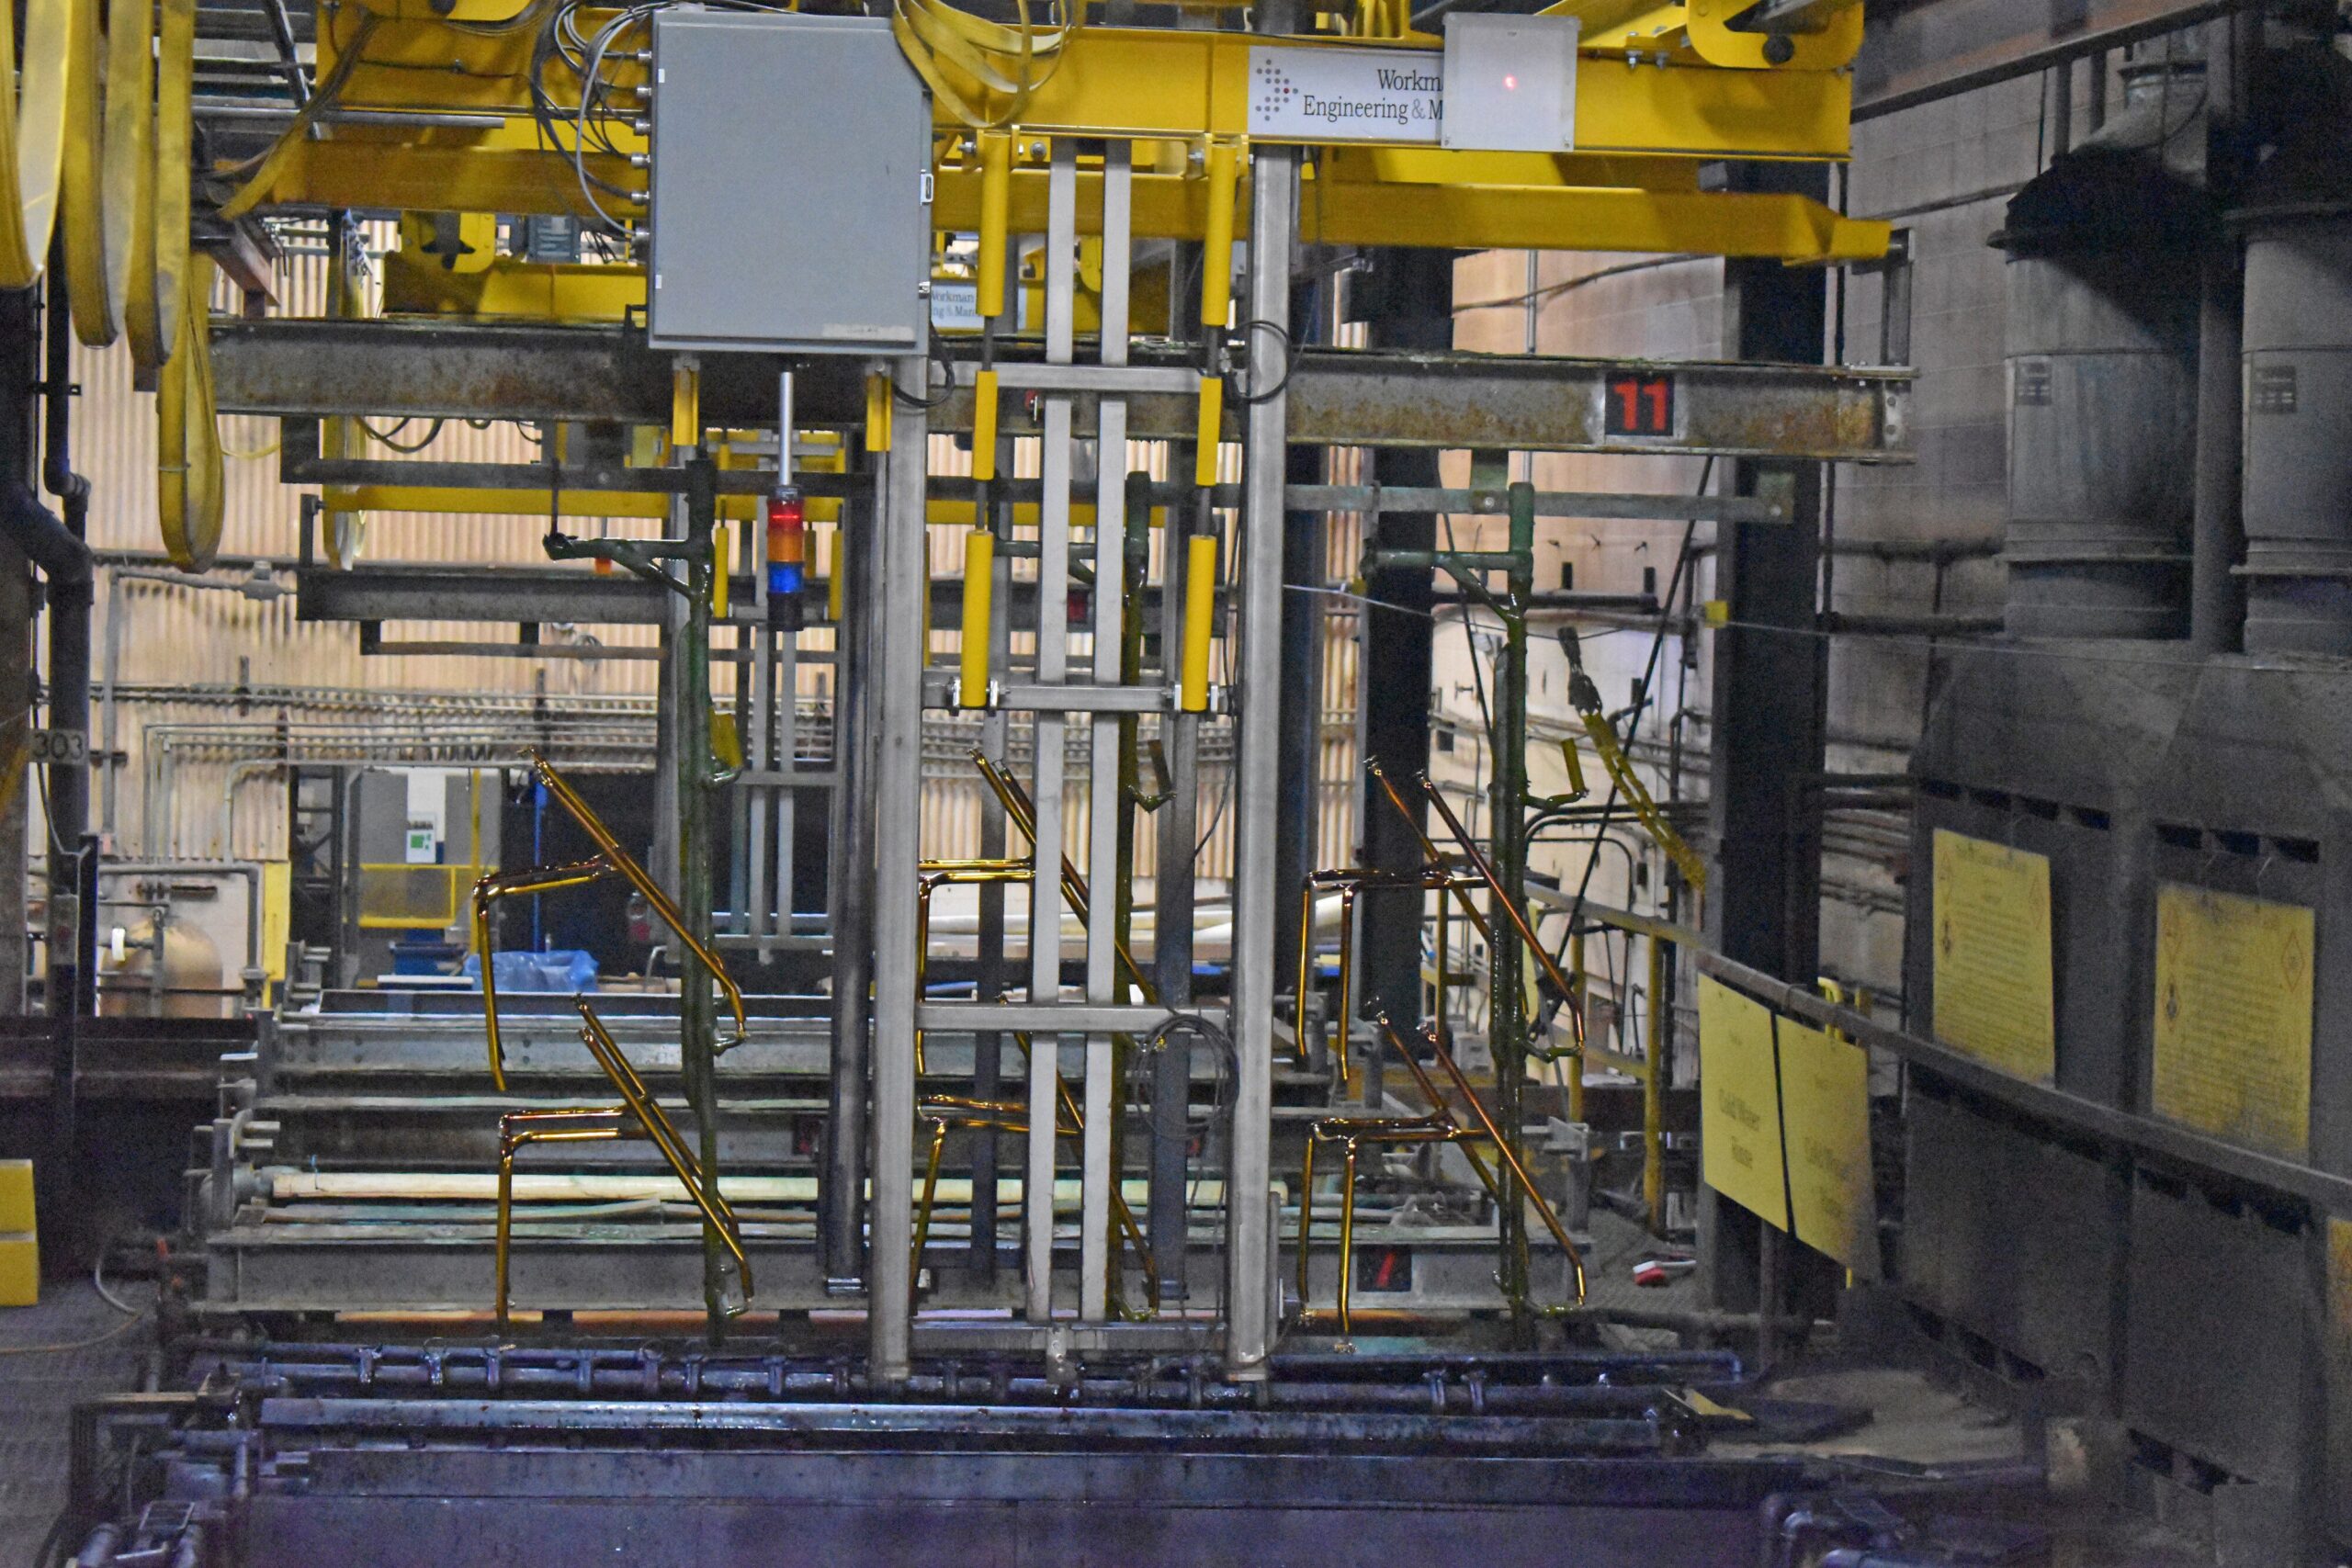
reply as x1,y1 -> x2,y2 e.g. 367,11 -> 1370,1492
1503,73 -> 1517,89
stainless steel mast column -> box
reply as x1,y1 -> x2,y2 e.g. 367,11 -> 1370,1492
1226,142 -> 1295,1376
824,481 -> 876,1292
869,354 -> 929,1386
1080,144 -> 1133,1319
1025,142 -> 1080,1324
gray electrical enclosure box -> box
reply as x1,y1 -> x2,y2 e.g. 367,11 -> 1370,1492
648,11 -> 931,355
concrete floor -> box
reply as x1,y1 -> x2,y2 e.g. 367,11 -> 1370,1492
0,1277 -> 156,1568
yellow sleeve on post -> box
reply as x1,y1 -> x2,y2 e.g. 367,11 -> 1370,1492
977,130 -> 1012,320
959,530 -> 995,709
865,372 -> 892,454
828,528 -> 844,624
1180,533 -> 1216,713
670,361 -> 701,451
1199,139 -> 1240,330
1193,377 -> 1224,489
971,367 -> 1000,483
711,524 -> 730,619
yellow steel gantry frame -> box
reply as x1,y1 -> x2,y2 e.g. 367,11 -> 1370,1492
2,0 -> 1894,549
212,2 -> 1886,267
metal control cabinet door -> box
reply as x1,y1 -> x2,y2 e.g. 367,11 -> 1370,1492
648,12 -> 930,355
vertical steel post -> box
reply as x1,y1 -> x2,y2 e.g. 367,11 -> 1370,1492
2190,12 -> 2254,658
1703,164 -> 1831,1322
1352,253 -> 1450,1058
823,485 -> 874,1291
1226,141 -> 1295,1376
1150,509 -> 1200,1303
868,356 -> 929,1385
1485,483 -> 1535,1339
970,484 -> 1013,1277
1272,278 -> 1325,1021
677,456 -> 728,1325
1080,144 -> 1132,1320
1025,141 -> 1080,1324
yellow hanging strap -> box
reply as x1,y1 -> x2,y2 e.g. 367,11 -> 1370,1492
0,0 -> 78,288
130,0 -> 194,377
156,254 -> 223,570
828,529 -> 844,623
62,0 -> 121,344
959,529 -> 994,709
891,0 -> 1085,130
89,0 -> 152,344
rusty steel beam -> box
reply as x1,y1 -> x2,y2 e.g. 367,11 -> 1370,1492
213,320 -> 1912,463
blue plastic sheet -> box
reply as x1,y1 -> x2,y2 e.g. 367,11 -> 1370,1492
461,949 -> 600,994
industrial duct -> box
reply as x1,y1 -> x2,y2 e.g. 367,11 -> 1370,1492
2235,51 -> 2352,655
1996,57 -> 2212,640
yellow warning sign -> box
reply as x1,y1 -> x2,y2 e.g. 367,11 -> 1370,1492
1778,1018 -> 1879,1280
2152,885 -> 2312,1159
1930,829 -> 2056,1082
1697,975 -> 1787,1231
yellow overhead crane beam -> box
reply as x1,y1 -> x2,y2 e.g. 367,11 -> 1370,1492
296,10 -> 1857,157
215,7 -> 1886,267
1542,0 -> 1863,73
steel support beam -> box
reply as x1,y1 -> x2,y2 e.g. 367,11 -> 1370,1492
213,321 -> 1911,462
1700,164 -> 1835,1347
2189,10 -> 2255,657
1351,250 -> 1452,1079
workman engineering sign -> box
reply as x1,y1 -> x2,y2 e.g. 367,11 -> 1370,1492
1248,18 -> 1580,151
1249,48 -> 1446,141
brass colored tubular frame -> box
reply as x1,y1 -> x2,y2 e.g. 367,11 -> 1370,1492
1378,1011 -> 1588,1304
527,751 -> 749,1048
969,748 -> 1155,1002
575,1002 -> 752,1302
1567,929 -> 1587,1123
471,855 -> 609,1091
906,1091 -> 1160,1312
1414,770 -> 1582,1040
1012,1045 -> 1163,1312
495,1111 -> 627,1331
1295,865 -> 1478,1079
1645,929 -> 1667,1235
1334,885 -> 1358,1090
491,1004 -> 760,1328
914,859 -> 1035,1076
1292,877 -> 1319,1063
1300,1114 -> 1456,1336
1367,759 -> 1493,944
